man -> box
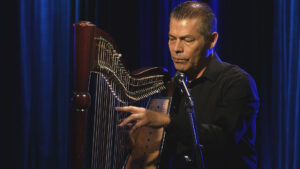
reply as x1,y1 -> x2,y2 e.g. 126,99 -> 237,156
117,1 -> 259,169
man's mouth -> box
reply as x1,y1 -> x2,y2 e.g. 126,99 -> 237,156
172,57 -> 188,63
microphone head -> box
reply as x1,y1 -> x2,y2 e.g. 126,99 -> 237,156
174,71 -> 187,84
174,71 -> 191,96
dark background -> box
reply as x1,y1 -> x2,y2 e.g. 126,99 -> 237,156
1,0 -> 299,169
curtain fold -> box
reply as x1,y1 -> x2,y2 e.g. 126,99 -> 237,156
261,0 -> 300,168
18,0 -> 71,169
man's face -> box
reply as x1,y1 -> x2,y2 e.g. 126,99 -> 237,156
168,18 -> 209,75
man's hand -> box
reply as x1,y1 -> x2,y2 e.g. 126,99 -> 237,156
116,106 -> 171,135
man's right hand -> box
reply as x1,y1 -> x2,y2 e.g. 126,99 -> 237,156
116,106 -> 171,135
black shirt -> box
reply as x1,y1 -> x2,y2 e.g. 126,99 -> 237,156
160,54 -> 260,169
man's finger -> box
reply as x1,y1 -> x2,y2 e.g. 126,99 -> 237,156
119,114 -> 139,127
129,120 -> 144,135
117,111 -> 130,117
115,106 -> 136,113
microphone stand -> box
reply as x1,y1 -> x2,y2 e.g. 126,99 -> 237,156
176,72 -> 205,169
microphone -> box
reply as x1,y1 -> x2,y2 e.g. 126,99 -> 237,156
174,71 -> 186,84
174,71 -> 193,107
174,71 -> 206,169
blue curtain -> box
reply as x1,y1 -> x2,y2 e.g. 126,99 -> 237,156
260,0 -> 300,169
17,0 -> 71,169
1,0 -> 299,169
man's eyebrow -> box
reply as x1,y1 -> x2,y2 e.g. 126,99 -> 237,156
168,34 -> 194,38
180,35 -> 194,39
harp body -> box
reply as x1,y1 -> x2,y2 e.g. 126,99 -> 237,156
71,21 -> 173,169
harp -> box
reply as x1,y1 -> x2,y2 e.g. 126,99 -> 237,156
71,21 -> 173,169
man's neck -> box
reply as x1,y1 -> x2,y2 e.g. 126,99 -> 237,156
187,54 -> 212,82
187,66 -> 207,83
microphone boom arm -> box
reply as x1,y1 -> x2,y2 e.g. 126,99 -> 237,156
175,72 -> 206,169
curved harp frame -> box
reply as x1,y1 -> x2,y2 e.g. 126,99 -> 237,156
71,21 -> 172,169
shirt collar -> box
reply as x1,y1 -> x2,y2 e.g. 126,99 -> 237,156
188,53 -> 224,87
201,52 -> 224,82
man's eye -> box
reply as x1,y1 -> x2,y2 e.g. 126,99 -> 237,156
185,39 -> 194,43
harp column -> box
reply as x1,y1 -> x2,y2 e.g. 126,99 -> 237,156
71,21 -> 95,169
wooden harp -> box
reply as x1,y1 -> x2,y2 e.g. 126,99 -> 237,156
71,21 -> 173,169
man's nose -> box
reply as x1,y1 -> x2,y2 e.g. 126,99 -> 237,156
174,40 -> 183,54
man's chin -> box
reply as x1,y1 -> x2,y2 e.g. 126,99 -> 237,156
174,66 -> 187,73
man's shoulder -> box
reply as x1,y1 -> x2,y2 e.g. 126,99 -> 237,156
221,62 -> 254,83
205,55 -> 256,86
219,62 -> 259,101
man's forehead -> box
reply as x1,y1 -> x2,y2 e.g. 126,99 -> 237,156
170,17 -> 203,23
170,18 -> 203,29
169,18 -> 202,33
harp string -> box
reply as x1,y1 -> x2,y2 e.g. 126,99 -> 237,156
87,36 -> 167,169
91,73 -> 97,169
105,39 -> 113,169
91,72 -> 98,169
95,38 -> 166,103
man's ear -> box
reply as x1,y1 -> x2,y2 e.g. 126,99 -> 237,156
209,32 -> 218,49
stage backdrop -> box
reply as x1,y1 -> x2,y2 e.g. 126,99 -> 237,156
1,0 -> 299,169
